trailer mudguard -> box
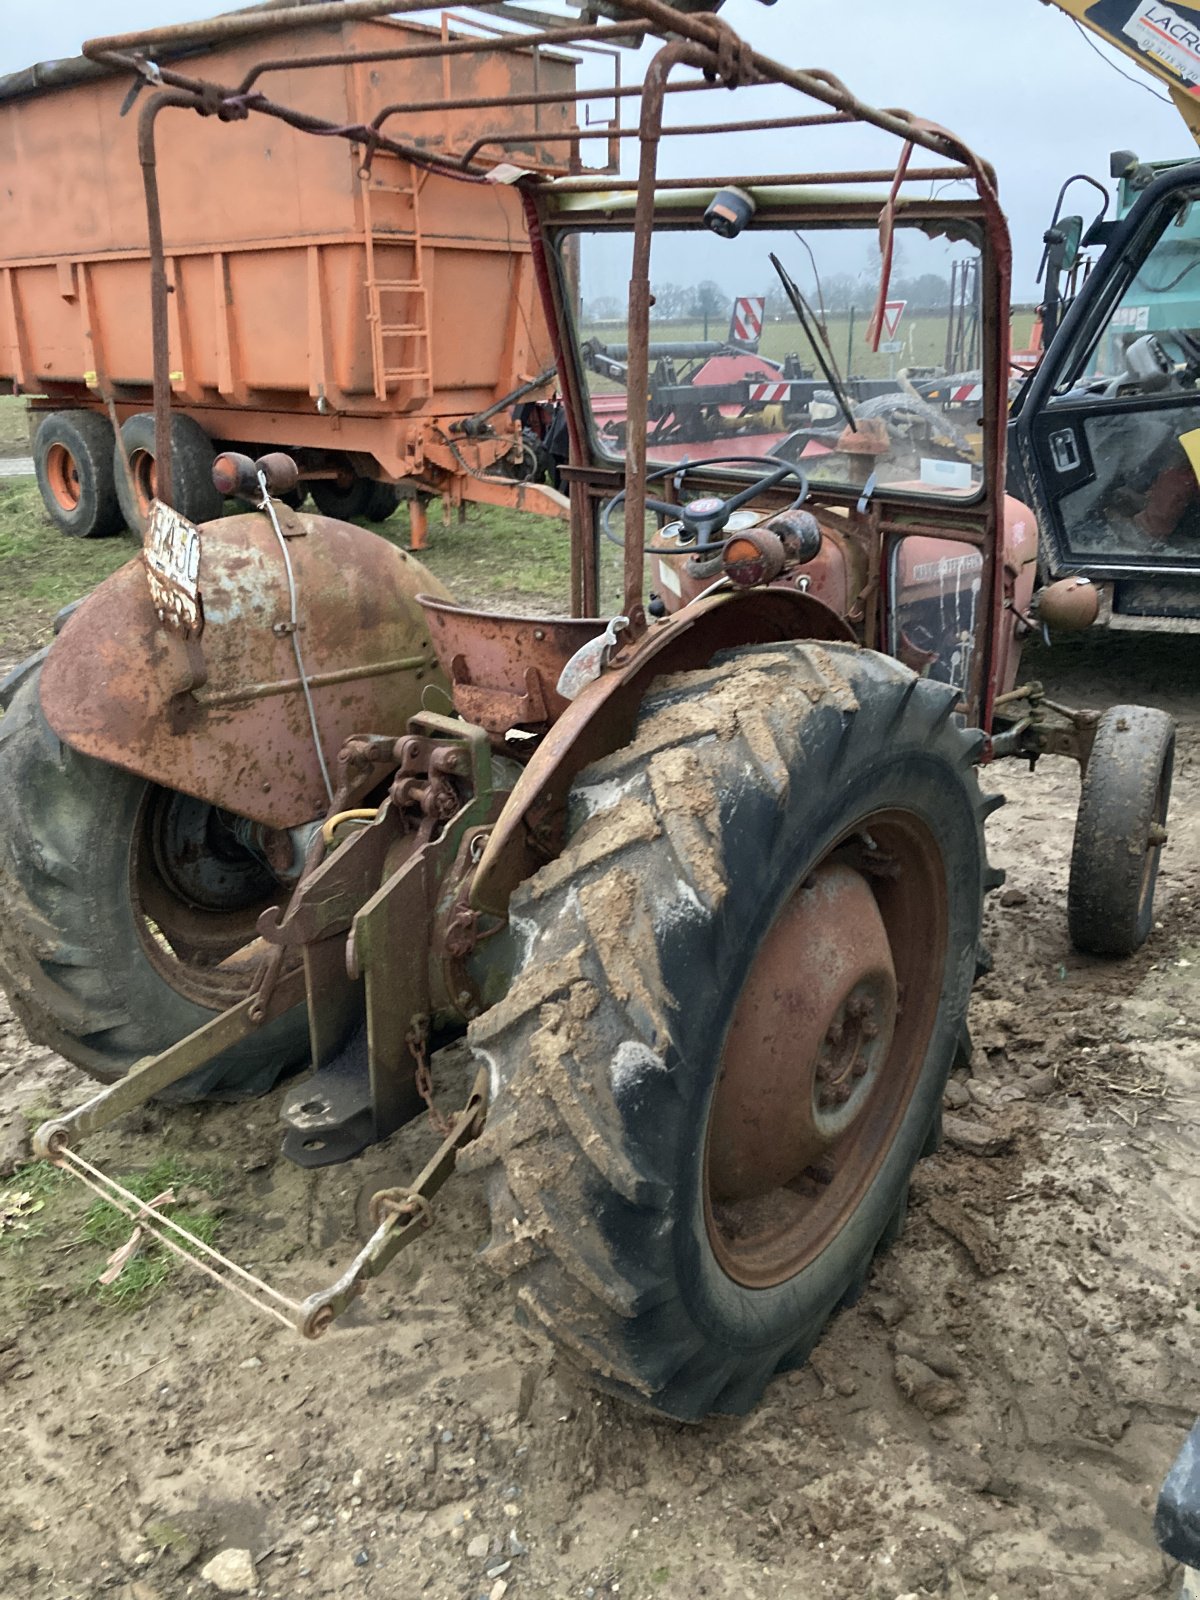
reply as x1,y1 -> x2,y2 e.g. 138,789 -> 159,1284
39,509 -> 452,829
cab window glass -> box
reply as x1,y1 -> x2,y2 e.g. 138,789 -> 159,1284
569,221 -> 986,502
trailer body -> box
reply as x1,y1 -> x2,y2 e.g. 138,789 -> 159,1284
0,15 -> 575,532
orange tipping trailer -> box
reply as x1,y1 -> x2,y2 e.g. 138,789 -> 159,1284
0,12 -> 582,544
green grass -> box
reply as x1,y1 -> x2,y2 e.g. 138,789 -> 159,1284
587,310 -> 1039,380
79,1154 -> 223,1309
0,395 -> 33,454
387,499 -> 627,616
0,479 -> 610,668
1,1150 -> 224,1310
0,479 -> 135,662
0,1161 -> 65,1247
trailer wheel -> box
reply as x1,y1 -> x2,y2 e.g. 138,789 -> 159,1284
310,471 -> 373,521
468,641 -> 989,1420
1068,704 -> 1175,957
363,482 -> 402,523
33,412 -> 124,539
0,662 -> 310,1100
114,413 -> 223,535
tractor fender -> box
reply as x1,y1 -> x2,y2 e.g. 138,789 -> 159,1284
39,509 -> 452,829
470,585 -> 855,917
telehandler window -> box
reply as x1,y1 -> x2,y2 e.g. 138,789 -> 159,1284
1039,190 -> 1200,564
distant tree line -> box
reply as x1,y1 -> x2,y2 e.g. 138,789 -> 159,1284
584,272 -> 960,324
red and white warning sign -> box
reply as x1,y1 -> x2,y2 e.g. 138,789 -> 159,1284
881,299 -> 906,339
729,296 -> 765,347
749,380 -> 792,403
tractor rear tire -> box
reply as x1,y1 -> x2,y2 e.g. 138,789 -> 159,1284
1068,704 -> 1175,957
33,411 -> 125,539
114,412 -> 222,536
467,641 -> 991,1420
0,663 -> 310,1100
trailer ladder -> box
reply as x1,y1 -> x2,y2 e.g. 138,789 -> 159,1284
362,154 -> 433,405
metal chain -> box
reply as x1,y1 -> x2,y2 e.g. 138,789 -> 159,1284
407,1016 -> 451,1135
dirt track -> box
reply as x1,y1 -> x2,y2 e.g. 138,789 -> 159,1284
1,630 -> 1197,1600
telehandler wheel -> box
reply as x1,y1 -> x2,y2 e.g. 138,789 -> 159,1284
1068,704 -> 1175,958
467,641 -> 991,1421
114,413 -> 223,535
33,411 -> 125,539
0,664 -> 310,1100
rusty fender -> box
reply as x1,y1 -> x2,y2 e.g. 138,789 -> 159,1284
470,586 -> 855,918
39,509 -> 453,829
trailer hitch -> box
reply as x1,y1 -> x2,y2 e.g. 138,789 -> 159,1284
33,1069 -> 487,1339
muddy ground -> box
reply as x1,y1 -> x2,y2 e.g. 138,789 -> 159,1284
1,628 -> 1197,1600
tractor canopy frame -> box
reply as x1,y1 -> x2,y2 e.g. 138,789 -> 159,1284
80,0 -> 1015,732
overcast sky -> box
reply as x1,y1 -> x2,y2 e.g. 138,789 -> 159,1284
0,0 -> 1188,295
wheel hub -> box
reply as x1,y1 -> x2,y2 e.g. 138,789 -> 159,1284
45,443 -> 83,512
708,862 -> 897,1205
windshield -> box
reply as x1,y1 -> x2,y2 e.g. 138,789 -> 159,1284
567,218 -> 986,500
1052,191 -> 1200,393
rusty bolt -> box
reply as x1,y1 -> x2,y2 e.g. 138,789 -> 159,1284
431,746 -> 463,775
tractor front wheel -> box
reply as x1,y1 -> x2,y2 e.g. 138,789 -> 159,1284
1068,704 -> 1175,957
467,641 -> 993,1420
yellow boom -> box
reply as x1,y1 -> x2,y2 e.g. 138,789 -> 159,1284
1046,0 -> 1200,144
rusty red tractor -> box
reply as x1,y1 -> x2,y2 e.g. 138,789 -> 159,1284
0,0 -> 1175,1421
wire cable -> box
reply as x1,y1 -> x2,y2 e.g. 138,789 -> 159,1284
257,472 -> 335,806
1071,19 -> 1173,105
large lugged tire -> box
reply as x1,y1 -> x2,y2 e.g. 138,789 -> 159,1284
115,412 -> 222,536
1068,704 -> 1175,958
466,641 -> 993,1420
0,664 -> 310,1100
33,411 -> 125,539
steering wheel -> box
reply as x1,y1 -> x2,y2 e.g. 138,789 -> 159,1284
600,454 -> 809,556
1104,329 -> 1200,398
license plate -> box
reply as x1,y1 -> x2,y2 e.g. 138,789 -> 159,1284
145,501 -> 203,634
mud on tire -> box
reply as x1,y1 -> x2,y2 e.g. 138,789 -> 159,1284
466,641 -> 995,1421
0,664 -> 310,1100
1068,703 -> 1175,957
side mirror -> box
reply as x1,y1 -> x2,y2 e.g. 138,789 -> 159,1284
1045,214 -> 1084,274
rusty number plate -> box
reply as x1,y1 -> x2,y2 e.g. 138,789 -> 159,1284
145,500 -> 203,636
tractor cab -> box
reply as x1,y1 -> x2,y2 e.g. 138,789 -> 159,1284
539,179 -> 1020,712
